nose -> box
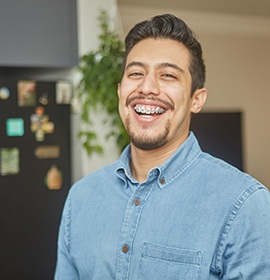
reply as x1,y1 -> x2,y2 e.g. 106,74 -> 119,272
138,74 -> 160,95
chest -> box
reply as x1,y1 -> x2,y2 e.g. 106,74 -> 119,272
70,182 -> 228,279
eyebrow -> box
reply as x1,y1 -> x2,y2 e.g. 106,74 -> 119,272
157,62 -> 184,73
125,61 -> 185,73
125,61 -> 144,71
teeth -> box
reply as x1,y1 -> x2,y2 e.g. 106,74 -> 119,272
134,105 -> 141,113
134,105 -> 165,115
155,107 -> 165,114
146,108 -> 151,114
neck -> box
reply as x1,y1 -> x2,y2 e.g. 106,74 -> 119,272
130,135 -> 188,183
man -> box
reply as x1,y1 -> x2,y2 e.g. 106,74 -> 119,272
55,14 -> 270,279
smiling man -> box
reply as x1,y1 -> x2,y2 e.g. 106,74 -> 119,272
55,14 -> 270,279
118,37 -> 206,182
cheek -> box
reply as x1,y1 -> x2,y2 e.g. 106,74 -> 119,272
120,77 -> 141,93
118,87 -> 129,117
118,81 -> 138,108
161,84 -> 186,101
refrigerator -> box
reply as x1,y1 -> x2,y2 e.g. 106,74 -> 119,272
0,78 -> 72,279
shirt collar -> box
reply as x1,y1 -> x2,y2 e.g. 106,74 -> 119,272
116,132 -> 202,189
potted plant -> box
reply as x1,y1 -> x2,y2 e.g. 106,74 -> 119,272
77,10 -> 129,156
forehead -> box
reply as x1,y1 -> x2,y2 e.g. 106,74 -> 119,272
126,38 -> 191,69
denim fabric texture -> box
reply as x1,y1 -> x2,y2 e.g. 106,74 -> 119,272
55,132 -> 270,279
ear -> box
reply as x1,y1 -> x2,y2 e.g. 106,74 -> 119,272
191,88 -> 207,114
117,83 -> 121,98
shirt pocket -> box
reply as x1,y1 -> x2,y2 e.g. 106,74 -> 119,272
138,243 -> 202,280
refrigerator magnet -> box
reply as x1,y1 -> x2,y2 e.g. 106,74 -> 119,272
34,145 -> 60,159
56,81 -> 72,104
45,164 -> 63,190
17,80 -> 37,107
30,106 -> 54,141
0,87 -> 10,100
6,118 -> 24,137
0,148 -> 20,176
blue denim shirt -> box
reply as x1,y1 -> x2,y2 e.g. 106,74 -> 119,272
55,132 -> 270,279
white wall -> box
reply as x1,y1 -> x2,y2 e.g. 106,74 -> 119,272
201,32 -> 270,188
74,0 -> 120,181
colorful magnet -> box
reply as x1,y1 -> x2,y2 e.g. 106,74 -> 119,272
45,164 -> 63,190
6,118 -> 24,137
35,145 -> 60,159
30,106 -> 54,141
56,81 -> 72,104
0,87 -> 10,100
17,80 -> 37,107
38,92 -> 49,105
0,148 -> 20,176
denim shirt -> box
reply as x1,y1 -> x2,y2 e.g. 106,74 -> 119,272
55,132 -> 270,280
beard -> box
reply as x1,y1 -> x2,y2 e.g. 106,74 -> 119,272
124,116 -> 171,150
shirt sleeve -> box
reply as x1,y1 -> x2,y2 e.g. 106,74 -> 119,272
54,195 -> 80,280
212,184 -> 270,279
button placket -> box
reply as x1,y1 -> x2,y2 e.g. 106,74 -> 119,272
116,182 -> 155,280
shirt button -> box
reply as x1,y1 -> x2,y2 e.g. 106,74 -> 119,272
122,245 -> 129,253
134,198 -> 141,206
160,178 -> 165,184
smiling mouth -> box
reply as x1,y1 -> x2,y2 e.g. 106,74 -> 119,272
134,104 -> 166,117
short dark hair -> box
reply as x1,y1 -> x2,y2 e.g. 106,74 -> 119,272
122,14 -> 206,96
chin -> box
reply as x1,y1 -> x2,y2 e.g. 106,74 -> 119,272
131,138 -> 167,151
126,116 -> 171,150
129,129 -> 169,150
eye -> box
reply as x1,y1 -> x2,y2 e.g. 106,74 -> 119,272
161,73 -> 177,80
127,72 -> 144,78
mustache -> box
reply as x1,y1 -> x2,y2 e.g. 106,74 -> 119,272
126,96 -> 175,110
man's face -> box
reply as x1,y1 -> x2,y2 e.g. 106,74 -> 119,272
118,38 -> 206,151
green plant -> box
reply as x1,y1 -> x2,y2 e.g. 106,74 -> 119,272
77,10 -> 129,156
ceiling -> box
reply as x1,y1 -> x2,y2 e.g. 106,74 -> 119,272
117,0 -> 270,18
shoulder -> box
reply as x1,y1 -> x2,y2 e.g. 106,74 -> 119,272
195,151 -> 270,220
188,151 -> 270,214
198,151 -> 264,189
